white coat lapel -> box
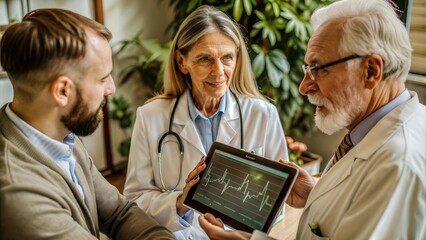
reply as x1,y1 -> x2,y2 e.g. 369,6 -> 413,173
305,104 -> 400,210
173,91 -> 205,155
304,150 -> 356,209
217,91 -> 239,146
354,93 -> 418,161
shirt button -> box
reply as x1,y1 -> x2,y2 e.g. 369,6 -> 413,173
188,234 -> 193,240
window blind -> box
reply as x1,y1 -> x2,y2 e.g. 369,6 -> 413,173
410,0 -> 426,75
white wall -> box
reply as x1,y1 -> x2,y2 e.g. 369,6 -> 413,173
103,0 -> 174,168
0,77 -> 12,106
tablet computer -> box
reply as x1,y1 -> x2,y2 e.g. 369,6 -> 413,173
184,142 -> 299,233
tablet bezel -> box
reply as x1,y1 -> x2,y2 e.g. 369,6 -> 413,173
184,142 -> 299,233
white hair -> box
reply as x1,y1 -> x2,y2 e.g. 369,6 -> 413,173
311,0 -> 412,82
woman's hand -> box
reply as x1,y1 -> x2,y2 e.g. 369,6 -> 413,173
176,157 -> 206,217
279,160 -> 316,208
199,213 -> 251,240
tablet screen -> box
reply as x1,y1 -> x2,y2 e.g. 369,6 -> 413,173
185,142 -> 298,233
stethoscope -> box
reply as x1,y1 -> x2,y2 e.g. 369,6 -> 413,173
157,90 -> 243,192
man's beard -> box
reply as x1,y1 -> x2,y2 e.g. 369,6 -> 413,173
308,91 -> 363,135
61,88 -> 105,136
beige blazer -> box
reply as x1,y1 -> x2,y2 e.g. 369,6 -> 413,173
0,105 -> 175,239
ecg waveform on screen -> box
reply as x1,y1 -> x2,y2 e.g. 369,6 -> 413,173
202,164 -> 272,212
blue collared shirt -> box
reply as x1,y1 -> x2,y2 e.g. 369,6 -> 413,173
180,90 -> 227,223
187,89 -> 227,153
5,104 -> 85,200
350,89 -> 411,145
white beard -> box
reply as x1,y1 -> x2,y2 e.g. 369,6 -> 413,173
308,92 -> 363,135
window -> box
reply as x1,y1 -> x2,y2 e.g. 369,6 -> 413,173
409,0 -> 426,75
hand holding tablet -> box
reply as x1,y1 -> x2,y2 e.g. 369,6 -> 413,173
185,142 -> 299,233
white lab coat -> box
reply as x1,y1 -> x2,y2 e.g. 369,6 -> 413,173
297,92 -> 426,240
124,90 -> 289,240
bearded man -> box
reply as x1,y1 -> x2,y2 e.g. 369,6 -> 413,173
294,0 -> 426,238
0,8 -> 175,239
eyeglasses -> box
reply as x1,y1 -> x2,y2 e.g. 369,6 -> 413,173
302,54 -> 364,81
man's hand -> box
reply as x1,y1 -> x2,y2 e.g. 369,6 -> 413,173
176,157 -> 206,217
279,160 -> 316,208
198,213 -> 252,240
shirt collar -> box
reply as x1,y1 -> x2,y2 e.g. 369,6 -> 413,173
187,89 -> 228,121
350,89 -> 411,145
5,103 -> 74,161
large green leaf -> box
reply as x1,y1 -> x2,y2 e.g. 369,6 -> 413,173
261,24 -> 277,46
281,74 -> 290,92
242,0 -> 253,15
269,50 -> 290,73
290,81 -> 300,97
285,19 -> 296,33
254,10 -> 266,21
233,0 -> 243,21
271,2 -> 280,17
251,44 -> 262,54
265,55 -> 281,87
252,52 -> 265,78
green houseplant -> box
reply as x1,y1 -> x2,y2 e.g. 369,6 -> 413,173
109,96 -> 133,159
113,35 -> 171,96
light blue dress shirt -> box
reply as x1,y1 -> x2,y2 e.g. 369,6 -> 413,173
350,89 -> 411,145
180,90 -> 227,223
187,89 -> 227,153
5,104 -> 85,200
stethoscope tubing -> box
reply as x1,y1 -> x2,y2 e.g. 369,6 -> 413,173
157,90 -> 243,192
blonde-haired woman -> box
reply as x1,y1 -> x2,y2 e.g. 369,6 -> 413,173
124,5 -> 289,239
